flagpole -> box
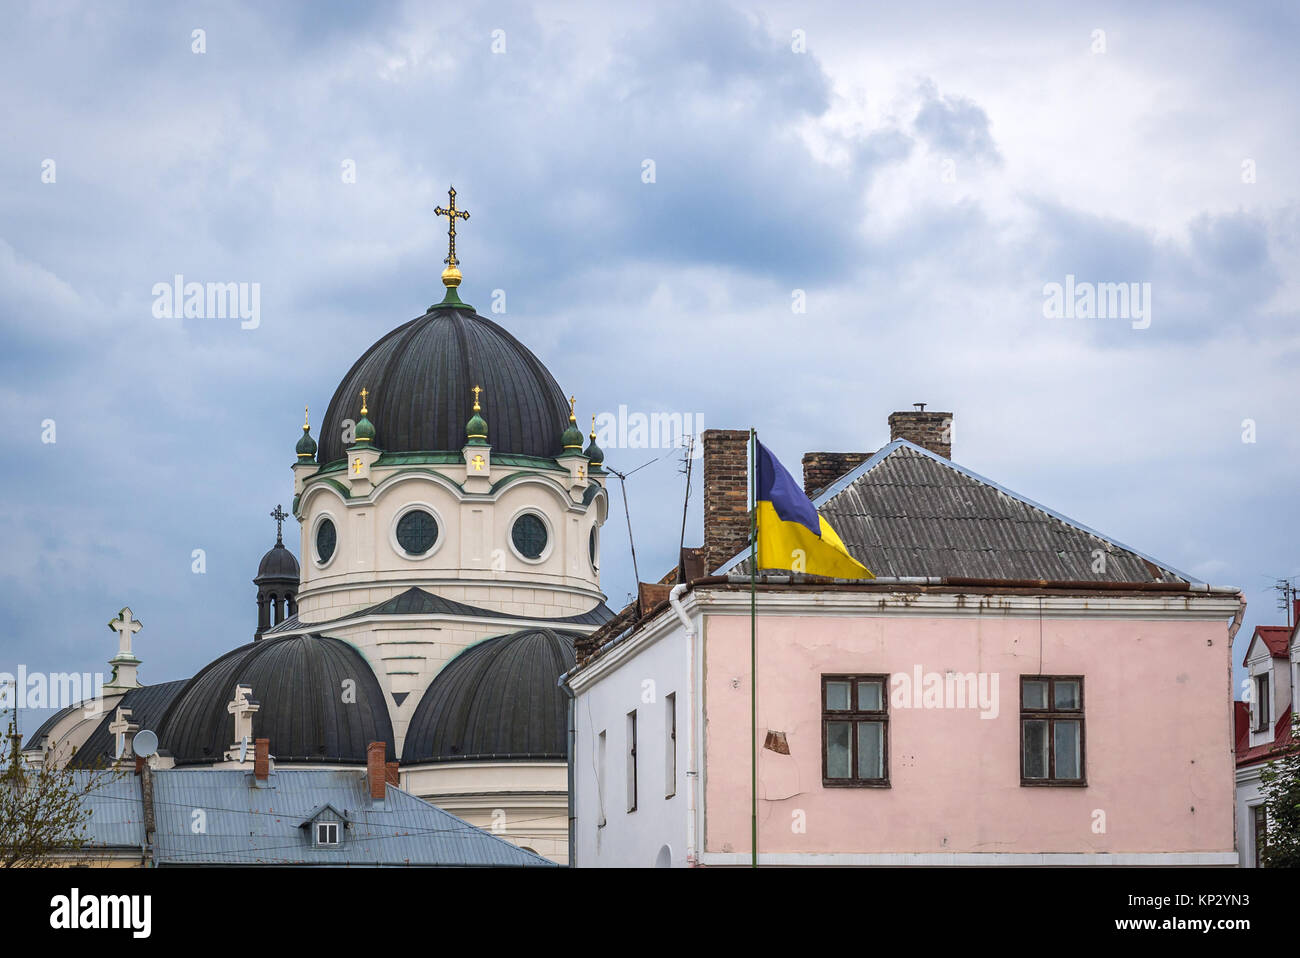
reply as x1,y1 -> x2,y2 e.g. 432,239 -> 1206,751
750,427 -> 758,869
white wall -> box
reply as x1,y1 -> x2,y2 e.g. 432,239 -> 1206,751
571,618 -> 690,867
1235,765 -> 1267,867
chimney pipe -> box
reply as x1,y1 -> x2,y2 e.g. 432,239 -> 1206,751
367,741 -> 387,801
385,760 -> 400,787
888,407 -> 953,459
702,429 -> 751,573
254,738 -> 270,781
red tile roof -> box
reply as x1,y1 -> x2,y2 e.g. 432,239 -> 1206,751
1247,626 -> 1294,664
1235,703 -> 1297,768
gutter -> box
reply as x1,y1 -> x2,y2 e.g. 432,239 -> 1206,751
669,583 -> 699,868
556,673 -> 576,869
722,573 -> 1239,593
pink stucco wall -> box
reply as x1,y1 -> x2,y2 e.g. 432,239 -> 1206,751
703,611 -> 1235,856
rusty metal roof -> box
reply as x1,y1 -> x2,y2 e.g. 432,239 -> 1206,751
720,439 -> 1193,583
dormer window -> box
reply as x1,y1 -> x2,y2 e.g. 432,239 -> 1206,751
1253,674 -> 1270,732
316,822 -> 340,846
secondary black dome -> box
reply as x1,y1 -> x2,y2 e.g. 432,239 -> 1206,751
317,306 -> 570,464
402,628 -> 577,764
256,541 -> 299,580
156,634 -> 394,765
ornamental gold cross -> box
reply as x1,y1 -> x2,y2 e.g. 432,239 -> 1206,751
435,187 -> 471,267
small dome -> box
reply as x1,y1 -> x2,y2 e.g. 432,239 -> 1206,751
256,541 -> 299,581
402,629 -> 577,764
156,634 -> 394,765
584,417 -> 604,468
466,410 -> 488,445
317,307 -> 569,464
296,425 -> 317,460
354,413 -> 376,445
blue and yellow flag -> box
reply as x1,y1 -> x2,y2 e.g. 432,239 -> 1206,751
755,440 -> 873,579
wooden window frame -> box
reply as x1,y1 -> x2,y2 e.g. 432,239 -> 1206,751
626,710 -> 638,813
1020,675 -> 1087,787
665,692 -> 677,800
316,821 -> 339,846
1253,674 -> 1270,732
1252,803 -> 1268,866
821,674 -> 890,788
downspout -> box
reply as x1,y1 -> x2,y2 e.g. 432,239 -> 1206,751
558,672 -> 576,868
670,583 -> 699,867
1225,592 -> 1246,865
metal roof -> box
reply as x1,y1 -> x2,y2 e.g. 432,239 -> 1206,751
262,586 -> 614,637
23,700 -> 81,751
70,769 -> 554,866
155,634 -> 395,766
317,306 -> 570,465
403,628 -> 577,764
68,771 -> 149,850
68,679 -> 189,769
718,440 -> 1193,583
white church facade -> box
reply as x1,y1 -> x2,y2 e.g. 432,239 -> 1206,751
23,192 -> 610,864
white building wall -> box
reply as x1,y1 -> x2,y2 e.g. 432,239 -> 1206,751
1235,765 -> 1267,867
572,618 -> 690,867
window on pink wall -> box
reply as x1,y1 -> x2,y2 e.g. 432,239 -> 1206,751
821,675 -> 889,787
1020,676 -> 1086,786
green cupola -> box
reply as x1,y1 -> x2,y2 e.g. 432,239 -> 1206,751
296,404 -> 318,460
584,415 -> 604,469
354,388 -> 376,445
466,385 -> 489,446
560,395 -> 584,452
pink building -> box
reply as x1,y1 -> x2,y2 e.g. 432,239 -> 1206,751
564,412 -> 1243,866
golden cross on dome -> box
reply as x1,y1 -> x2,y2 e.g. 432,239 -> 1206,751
568,395 -> 577,422
472,384 -> 482,410
359,387 -> 369,416
435,186 -> 471,269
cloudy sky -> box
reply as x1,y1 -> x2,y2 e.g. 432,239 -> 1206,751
2,0 -> 1296,733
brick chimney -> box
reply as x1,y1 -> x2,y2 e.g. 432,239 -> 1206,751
385,760 -> 400,787
254,738 -> 270,782
888,405 -> 953,459
801,452 -> 872,498
366,741 -> 387,801
702,429 -> 751,573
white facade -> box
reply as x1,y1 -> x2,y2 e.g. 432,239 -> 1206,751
1235,622 -> 1299,867
568,586 -> 697,867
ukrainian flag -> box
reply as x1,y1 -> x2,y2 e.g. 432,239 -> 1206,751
755,440 -> 873,579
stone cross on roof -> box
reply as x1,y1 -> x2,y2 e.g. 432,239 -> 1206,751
226,684 -> 260,753
108,607 -> 142,658
109,706 -> 138,760
105,607 -> 143,690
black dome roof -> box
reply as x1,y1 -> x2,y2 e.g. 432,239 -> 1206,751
256,540 -> 299,580
402,628 -> 577,764
317,306 -> 570,465
156,634 -> 394,765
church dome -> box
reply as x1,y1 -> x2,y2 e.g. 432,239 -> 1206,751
316,306 -> 570,465
402,628 -> 577,764
155,634 -> 394,765
255,541 -> 299,581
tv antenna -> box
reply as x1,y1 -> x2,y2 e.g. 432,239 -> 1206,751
603,455 -> 661,591
678,434 -> 696,557
1274,576 -> 1299,628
